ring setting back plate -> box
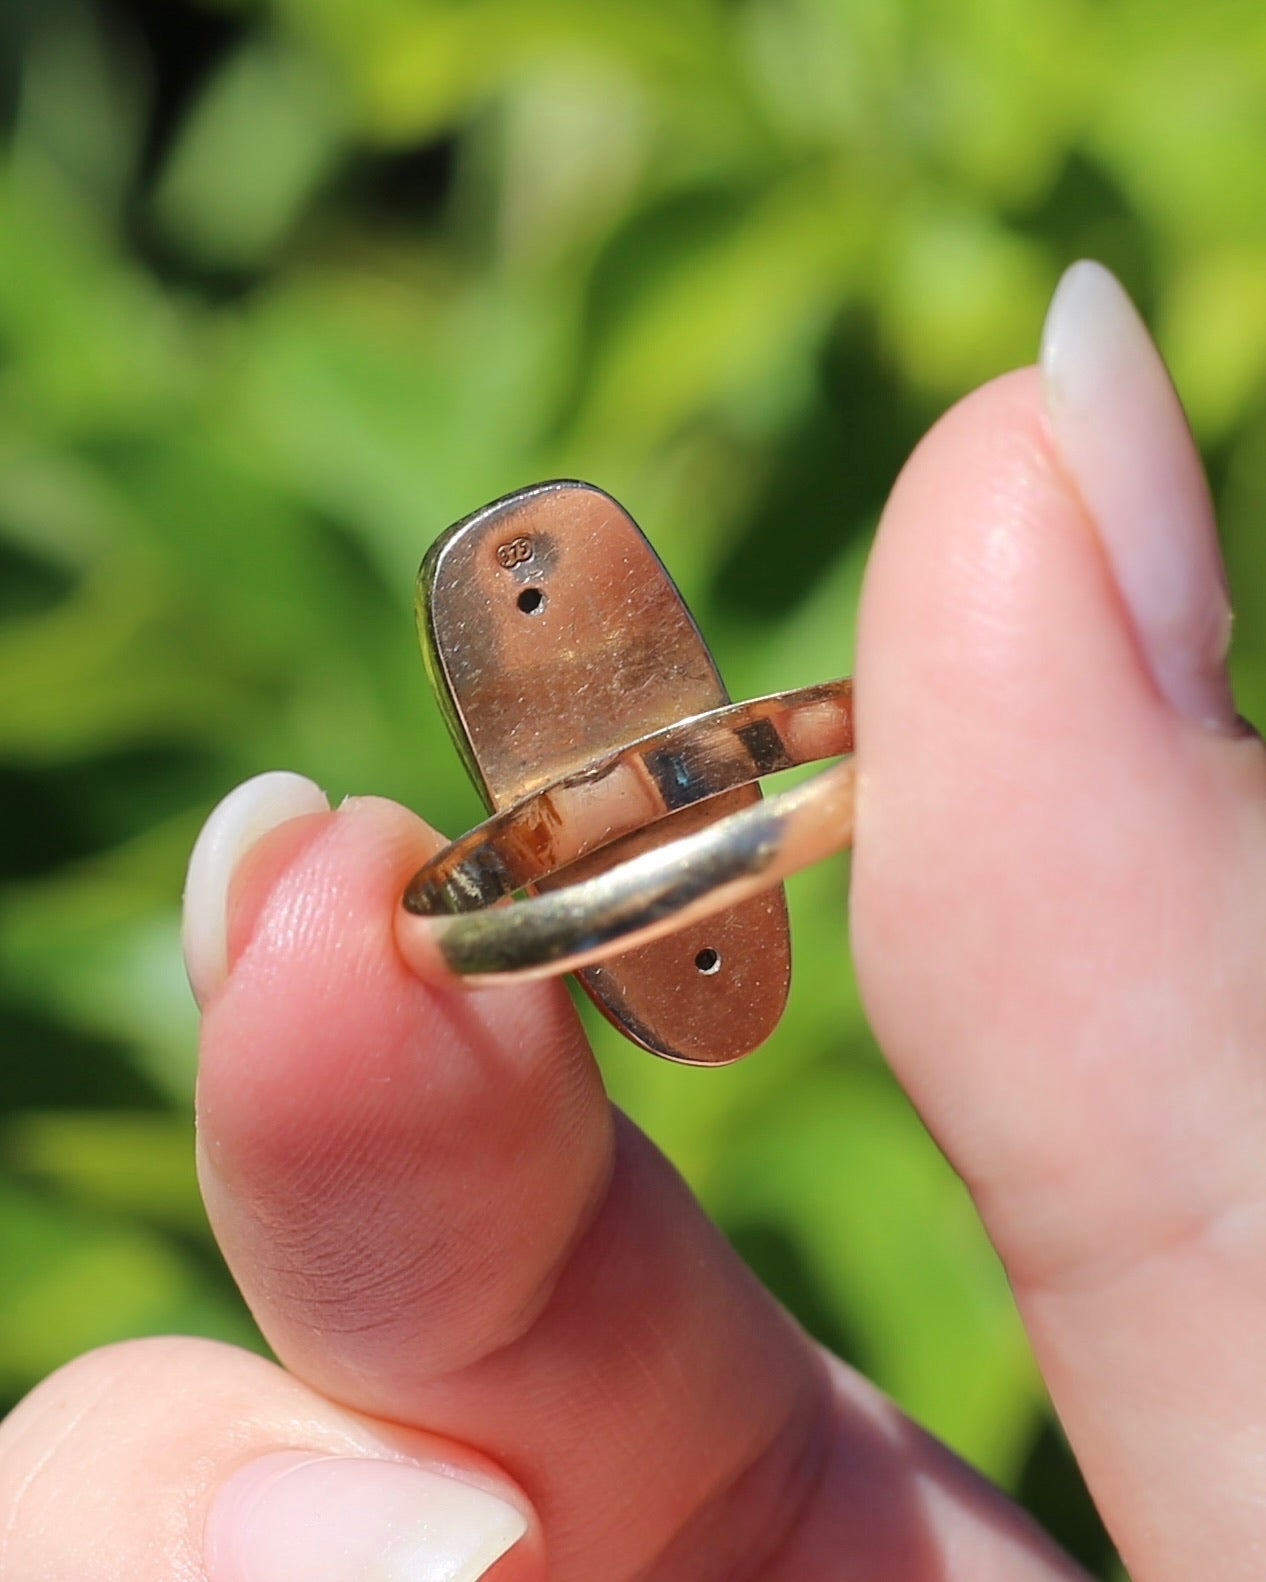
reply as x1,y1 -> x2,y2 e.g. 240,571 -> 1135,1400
418,480 -> 791,1065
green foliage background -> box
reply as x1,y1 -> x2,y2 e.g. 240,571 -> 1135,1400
4,0 -> 1266,1570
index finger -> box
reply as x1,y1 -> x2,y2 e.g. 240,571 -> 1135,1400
190,783 -> 1082,1582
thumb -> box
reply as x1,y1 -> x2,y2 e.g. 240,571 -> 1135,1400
851,263 -> 1266,1580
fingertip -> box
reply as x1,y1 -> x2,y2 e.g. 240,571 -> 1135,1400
1040,260 -> 1237,732
850,351 -> 1266,1266
183,772 -> 331,1009
1,1336 -> 547,1582
393,901 -> 460,991
195,788 -> 610,1386
223,808 -> 340,979
220,793 -> 445,991
206,1451 -> 532,1582
850,363 -> 1168,1149
854,364 -> 1123,852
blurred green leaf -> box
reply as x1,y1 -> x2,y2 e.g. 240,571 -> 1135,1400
0,1182 -> 258,1388
271,0 -> 744,144
153,41 -> 345,270
574,168 -> 866,450
717,1068 -> 1042,1482
0,171 -> 192,431
3,1110 -> 203,1233
11,0 -> 147,217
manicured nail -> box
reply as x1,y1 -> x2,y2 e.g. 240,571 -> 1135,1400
182,771 -> 329,1008
1041,259 -> 1237,731
205,1452 -> 528,1582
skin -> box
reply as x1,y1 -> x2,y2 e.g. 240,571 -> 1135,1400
3,366 -> 1265,1580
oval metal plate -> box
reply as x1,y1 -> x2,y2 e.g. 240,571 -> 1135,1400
419,480 -> 790,1064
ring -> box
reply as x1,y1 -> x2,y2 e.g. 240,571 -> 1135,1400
399,678 -> 854,982
407,477 -> 853,1062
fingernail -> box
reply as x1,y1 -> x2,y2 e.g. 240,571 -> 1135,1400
205,1451 -> 529,1582
182,771 -> 329,1008
1040,259 -> 1238,731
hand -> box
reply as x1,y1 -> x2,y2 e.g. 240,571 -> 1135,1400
4,261 -> 1262,1582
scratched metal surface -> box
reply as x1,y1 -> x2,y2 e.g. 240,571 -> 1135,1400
419,480 -> 791,1064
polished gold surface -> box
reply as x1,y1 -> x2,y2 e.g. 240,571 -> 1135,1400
417,480 -> 794,1063
403,679 -> 852,915
409,758 -> 856,996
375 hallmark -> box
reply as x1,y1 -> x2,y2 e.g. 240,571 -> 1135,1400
496,536 -> 534,569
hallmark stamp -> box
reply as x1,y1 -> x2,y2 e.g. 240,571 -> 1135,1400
496,536 -> 534,569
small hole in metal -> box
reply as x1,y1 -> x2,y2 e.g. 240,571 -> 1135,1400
517,587 -> 545,615
695,947 -> 721,975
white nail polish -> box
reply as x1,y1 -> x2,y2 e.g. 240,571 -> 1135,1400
182,771 -> 329,1008
1041,259 -> 1238,731
205,1452 -> 529,1582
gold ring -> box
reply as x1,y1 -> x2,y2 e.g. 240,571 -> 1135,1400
400,478 -> 855,1064
399,680 -> 852,981
400,759 -> 854,985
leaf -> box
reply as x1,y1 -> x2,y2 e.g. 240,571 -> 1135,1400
3,1111 -> 203,1234
0,171 -> 191,432
1164,251 -> 1266,439
11,0 -> 149,218
573,168 -> 870,452
0,1182 -> 259,1388
152,41 -> 346,270
715,1067 -> 1045,1483
876,199 -> 1051,395
272,0 -> 740,145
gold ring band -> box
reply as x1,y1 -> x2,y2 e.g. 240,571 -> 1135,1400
399,679 -> 854,982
